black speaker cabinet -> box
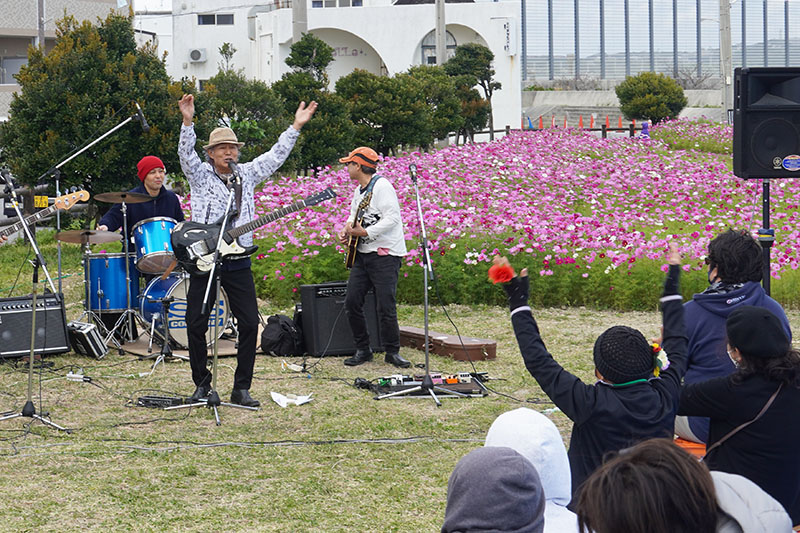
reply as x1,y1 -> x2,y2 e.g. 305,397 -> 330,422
733,67 -> 800,179
0,293 -> 70,358
300,282 -> 382,356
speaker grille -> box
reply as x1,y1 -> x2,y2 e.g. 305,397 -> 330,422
750,117 -> 800,170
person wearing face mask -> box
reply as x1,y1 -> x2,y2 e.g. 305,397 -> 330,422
676,229 -> 791,445
679,306 -> 800,526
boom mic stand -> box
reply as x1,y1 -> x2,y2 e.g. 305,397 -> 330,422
376,164 -> 468,406
166,189 -> 257,424
0,174 -> 69,432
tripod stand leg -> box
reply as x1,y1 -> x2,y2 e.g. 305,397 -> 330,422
32,413 -> 69,432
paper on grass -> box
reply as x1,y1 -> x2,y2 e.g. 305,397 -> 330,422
270,391 -> 313,408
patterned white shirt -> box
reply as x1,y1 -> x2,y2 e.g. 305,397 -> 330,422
178,123 -> 299,247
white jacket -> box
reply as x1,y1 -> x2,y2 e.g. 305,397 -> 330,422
485,407 -> 579,533
713,470 -> 792,532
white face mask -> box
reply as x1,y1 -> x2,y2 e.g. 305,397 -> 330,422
727,349 -> 740,368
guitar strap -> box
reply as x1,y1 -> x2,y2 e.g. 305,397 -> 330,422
359,175 -> 381,211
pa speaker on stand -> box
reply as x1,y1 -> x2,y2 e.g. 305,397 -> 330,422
732,67 -> 800,294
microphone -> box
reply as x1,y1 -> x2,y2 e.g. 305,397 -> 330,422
134,102 -> 150,133
227,160 -> 241,181
408,164 -> 418,183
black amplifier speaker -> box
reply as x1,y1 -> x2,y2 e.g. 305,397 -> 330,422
299,282 -> 382,356
733,67 -> 800,179
0,293 -> 70,358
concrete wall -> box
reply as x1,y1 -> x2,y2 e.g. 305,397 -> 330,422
522,89 -> 723,109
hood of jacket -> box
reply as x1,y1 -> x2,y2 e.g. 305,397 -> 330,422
713,471 -> 792,533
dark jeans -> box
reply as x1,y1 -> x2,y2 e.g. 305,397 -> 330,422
345,252 -> 401,353
186,267 -> 259,390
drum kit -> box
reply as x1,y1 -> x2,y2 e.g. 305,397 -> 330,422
56,191 -> 231,358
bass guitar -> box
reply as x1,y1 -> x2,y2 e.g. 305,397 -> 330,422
0,189 -> 90,240
172,187 -> 337,276
344,192 -> 372,269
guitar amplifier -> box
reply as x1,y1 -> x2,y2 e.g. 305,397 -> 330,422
300,282 -> 382,356
67,321 -> 108,360
0,293 -> 70,358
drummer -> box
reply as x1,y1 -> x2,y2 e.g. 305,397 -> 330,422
96,156 -> 185,239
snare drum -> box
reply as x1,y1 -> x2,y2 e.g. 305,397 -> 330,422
140,274 -> 229,348
132,216 -> 177,274
84,253 -> 139,312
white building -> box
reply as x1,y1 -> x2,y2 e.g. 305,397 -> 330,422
135,0 -> 522,135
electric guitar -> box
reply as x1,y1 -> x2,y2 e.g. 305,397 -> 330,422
344,192 -> 373,269
0,190 -> 90,240
171,187 -> 337,276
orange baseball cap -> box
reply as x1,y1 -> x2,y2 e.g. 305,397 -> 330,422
339,147 -> 379,169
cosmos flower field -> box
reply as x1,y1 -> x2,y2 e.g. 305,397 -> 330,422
185,119 -> 800,308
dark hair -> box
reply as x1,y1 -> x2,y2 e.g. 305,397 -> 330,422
360,164 -> 377,175
707,229 -> 762,283
734,348 -> 800,387
576,439 -> 718,533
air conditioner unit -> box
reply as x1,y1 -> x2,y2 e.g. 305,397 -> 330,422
189,48 -> 207,63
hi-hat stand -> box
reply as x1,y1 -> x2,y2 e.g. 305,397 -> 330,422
376,164 -> 468,406
166,189 -> 257,424
0,174 -> 69,432
143,294 -> 188,376
103,195 -> 142,346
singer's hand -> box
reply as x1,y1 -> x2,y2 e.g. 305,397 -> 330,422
96,225 -> 109,232
292,101 -> 318,131
179,94 -> 195,126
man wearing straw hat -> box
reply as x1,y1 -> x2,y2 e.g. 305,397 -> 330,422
177,94 -> 317,407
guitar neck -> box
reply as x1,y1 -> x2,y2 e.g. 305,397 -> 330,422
228,199 -> 307,239
0,203 -> 59,239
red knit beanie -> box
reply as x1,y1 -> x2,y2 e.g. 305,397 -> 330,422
137,156 -> 165,182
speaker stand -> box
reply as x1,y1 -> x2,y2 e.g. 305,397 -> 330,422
758,179 -> 775,296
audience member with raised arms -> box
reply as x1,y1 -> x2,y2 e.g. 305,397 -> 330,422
491,243 -> 687,500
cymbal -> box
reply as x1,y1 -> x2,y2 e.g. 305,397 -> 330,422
55,230 -> 120,244
94,191 -> 152,204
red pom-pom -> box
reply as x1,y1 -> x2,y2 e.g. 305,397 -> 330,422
488,264 -> 514,284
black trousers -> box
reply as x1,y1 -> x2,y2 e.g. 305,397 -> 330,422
345,252 -> 401,353
185,267 -> 259,390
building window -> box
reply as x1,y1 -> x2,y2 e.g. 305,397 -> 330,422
352,0 -> 362,5
198,79 -> 210,91
311,0 -> 362,7
0,57 -> 26,85
198,14 -> 234,25
312,0 -> 322,6
420,30 -> 457,65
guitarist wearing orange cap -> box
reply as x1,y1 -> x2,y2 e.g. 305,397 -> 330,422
338,147 -> 409,368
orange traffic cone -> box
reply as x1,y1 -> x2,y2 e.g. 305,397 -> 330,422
579,115 -> 584,128
605,115 -> 610,128
618,116 -> 623,128
538,116 -> 543,129
590,116 -> 595,128
551,115 -> 555,127
632,119 -> 636,128
563,117 -> 567,128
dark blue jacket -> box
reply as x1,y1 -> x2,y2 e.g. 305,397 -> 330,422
98,183 -> 185,241
683,281 -> 791,442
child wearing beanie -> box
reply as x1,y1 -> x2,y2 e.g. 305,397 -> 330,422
496,244 -> 688,504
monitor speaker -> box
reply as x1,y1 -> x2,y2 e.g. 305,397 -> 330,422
733,67 -> 800,179
0,293 -> 70,358
299,282 -> 382,356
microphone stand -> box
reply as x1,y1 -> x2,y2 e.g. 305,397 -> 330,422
0,176 -> 69,432
376,165 -> 468,406
166,188 -> 257,424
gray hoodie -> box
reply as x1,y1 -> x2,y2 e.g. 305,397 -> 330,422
713,471 -> 792,532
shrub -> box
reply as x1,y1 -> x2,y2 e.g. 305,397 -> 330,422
615,72 -> 688,124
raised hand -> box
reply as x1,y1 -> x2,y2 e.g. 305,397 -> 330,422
292,101 -> 319,131
179,94 -> 195,126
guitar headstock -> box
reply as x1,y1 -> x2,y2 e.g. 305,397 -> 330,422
53,190 -> 90,211
304,187 -> 337,207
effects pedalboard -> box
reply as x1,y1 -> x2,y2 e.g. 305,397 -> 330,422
136,395 -> 187,408
376,371 -> 489,397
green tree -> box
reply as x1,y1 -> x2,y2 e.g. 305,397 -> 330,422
336,69 -> 432,155
274,34 -> 354,172
406,65 -> 464,145
444,43 -> 501,138
615,72 -> 688,123
0,13 -> 181,219
285,33 -> 334,85
218,42 -> 237,72
451,75 -> 490,144
195,69 -> 289,168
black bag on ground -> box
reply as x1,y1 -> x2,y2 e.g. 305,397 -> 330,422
260,314 -> 303,356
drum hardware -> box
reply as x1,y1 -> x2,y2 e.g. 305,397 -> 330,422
132,216 -> 178,274
140,295 -> 188,377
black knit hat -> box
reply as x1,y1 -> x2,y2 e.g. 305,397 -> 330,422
593,326 -> 654,384
726,306 -> 789,359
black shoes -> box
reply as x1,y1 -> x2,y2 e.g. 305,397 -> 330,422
385,352 -> 411,368
190,385 -> 211,402
344,349 -> 374,366
230,389 -> 260,408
